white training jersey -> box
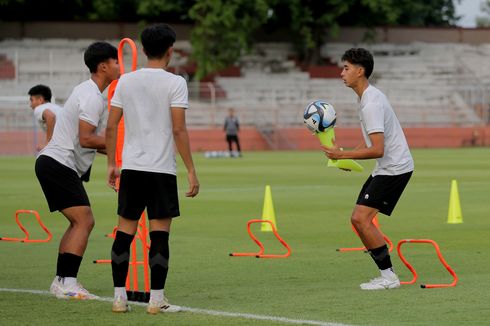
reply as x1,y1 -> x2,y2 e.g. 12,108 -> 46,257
33,102 -> 62,131
39,79 -> 106,176
358,85 -> 414,176
110,68 -> 188,175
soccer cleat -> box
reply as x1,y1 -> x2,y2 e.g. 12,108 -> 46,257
112,296 -> 131,313
360,275 -> 401,290
56,281 -> 100,300
49,276 -> 63,296
147,297 -> 182,314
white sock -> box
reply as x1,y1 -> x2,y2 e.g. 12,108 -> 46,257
63,277 -> 77,286
380,268 -> 397,279
150,289 -> 164,302
114,287 -> 127,300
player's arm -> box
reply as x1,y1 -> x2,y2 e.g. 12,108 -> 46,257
323,132 -> 384,160
79,120 -> 105,150
105,106 -> 123,190
42,109 -> 56,143
172,107 -> 199,198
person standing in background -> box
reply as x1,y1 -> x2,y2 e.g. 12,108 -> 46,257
224,108 -> 242,157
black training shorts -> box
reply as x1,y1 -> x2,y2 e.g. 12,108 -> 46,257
35,155 -> 90,212
356,171 -> 412,216
118,169 -> 180,220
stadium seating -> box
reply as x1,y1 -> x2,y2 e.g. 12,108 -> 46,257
0,39 -> 487,128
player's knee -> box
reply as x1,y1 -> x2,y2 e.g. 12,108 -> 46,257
351,214 -> 367,231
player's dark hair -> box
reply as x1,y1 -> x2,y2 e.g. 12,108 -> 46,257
141,24 -> 176,59
341,48 -> 374,79
28,84 -> 52,102
84,41 -> 118,73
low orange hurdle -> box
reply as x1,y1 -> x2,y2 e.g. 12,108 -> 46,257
397,239 -> 458,289
230,219 -> 291,258
337,214 -> 394,253
0,210 -> 52,243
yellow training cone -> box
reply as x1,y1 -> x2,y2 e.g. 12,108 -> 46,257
447,179 -> 463,224
261,185 -> 277,232
316,127 -> 364,172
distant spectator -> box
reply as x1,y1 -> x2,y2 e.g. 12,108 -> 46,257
28,84 -> 62,150
224,108 -> 242,157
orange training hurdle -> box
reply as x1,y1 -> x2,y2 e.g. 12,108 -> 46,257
0,210 -> 52,243
397,239 -> 458,289
337,214 -> 394,253
230,219 -> 291,258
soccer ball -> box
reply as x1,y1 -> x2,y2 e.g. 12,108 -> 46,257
303,100 -> 336,133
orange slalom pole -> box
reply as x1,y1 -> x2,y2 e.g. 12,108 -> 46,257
397,239 -> 458,289
230,219 -> 291,258
0,210 -> 52,243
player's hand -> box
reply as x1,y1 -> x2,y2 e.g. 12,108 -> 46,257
321,139 -> 344,160
107,165 -> 120,192
186,171 -> 200,198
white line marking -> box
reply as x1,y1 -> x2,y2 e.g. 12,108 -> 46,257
0,287 -> 351,326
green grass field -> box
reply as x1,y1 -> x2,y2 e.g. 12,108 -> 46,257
1,148 -> 490,325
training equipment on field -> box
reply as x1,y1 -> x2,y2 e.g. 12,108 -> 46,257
260,185 -> 277,232
447,179 -> 463,224
337,214 -> 393,252
316,127 -> 364,172
303,100 -> 337,133
230,219 -> 291,258
94,213 -> 151,303
397,239 -> 458,289
93,38 -> 150,303
0,210 -> 52,243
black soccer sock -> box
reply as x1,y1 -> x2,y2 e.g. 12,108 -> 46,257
63,253 -> 83,278
368,244 -> 393,270
111,230 -> 134,287
56,253 -> 64,277
149,231 -> 170,290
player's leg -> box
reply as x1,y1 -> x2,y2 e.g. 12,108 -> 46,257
111,216 -> 139,313
111,169 -> 145,312
146,172 -> 181,314
35,155 -> 96,299
226,135 -> 233,153
233,135 -> 242,156
351,204 -> 399,290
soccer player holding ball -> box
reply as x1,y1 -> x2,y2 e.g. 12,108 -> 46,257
322,48 -> 414,290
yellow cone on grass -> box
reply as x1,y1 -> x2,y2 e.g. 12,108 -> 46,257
261,185 -> 277,232
447,179 -> 463,224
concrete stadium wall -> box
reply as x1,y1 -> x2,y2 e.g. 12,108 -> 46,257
1,127 -> 489,155
2,22 -> 490,44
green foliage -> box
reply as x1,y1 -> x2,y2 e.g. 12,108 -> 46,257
476,0 -> 490,27
189,0 -> 269,80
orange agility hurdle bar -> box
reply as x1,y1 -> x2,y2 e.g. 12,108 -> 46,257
397,239 -> 458,289
230,219 -> 291,258
337,215 -> 393,253
0,210 -> 52,243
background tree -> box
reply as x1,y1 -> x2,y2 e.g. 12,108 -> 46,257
188,0 -> 270,80
476,0 -> 490,27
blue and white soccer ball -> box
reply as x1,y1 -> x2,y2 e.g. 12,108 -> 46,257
303,100 -> 337,133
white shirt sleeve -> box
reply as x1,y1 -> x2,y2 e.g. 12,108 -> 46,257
361,101 -> 384,134
170,76 -> 189,109
79,94 -> 103,127
110,79 -> 123,109
33,105 -> 46,123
